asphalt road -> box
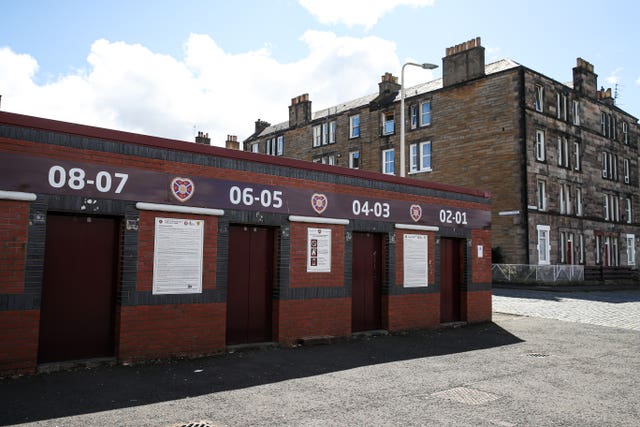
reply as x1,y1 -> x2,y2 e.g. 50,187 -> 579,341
1,290 -> 639,426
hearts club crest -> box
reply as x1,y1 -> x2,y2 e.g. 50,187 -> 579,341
311,193 -> 328,214
409,204 -> 422,222
171,177 -> 195,202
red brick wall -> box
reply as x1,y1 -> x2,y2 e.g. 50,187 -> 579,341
0,310 -> 39,374
462,290 -> 492,323
0,200 -> 29,294
136,211 -> 217,292
472,229 -> 492,284
384,294 -> 439,331
289,222 -> 345,288
117,303 -> 225,361
276,298 -> 351,344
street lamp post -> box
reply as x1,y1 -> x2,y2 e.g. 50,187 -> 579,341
400,62 -> 438,177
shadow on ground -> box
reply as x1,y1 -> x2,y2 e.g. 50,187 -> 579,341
0,321 -> 522,425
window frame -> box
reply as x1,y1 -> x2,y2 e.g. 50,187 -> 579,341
557,92 -> 567,120
349,150 -> 360,169
312,125 -> 322,147
409,104 -> 417,130
537,225 -> 551,265
349,114 -> 360,139
573,141 -> 581,171
382,148 -> 395,175
626,234 -> 636,266
535,130 -> 546,162
575,187 -> 583,217
624,158 -> 630,184
537,179 -> 547,211
557,136 -> 569,168
534,85 -> 544,112
623,121 -> 629,145
420,100 -> 431,127
572,100 -> 580,125
409,141 -> 432,173
626,197 -> 633,224
381,111 -> 395,136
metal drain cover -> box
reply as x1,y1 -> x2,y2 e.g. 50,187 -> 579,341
526,353 -> 549,358
431,387 -> 501,405
171,422 -> 214,427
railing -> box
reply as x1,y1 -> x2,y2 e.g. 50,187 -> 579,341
492,264 -> 584,283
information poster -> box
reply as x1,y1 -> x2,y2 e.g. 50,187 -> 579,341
307,228 -> 332,272
152,217 -> 204,294
403,234 -> 429,287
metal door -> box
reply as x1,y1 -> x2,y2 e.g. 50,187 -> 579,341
439,238 -> 463,323
226,225 -> 274,345
38,214 -> 119,363
351,232 -> 382,332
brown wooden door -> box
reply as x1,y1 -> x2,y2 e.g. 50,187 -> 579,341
226,226 -> 274,345
352,232 -> 382,332
38,214 -> 119,363
440,238 -> 463,323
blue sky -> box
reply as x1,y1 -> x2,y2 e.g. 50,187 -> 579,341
1,0 -> 638,145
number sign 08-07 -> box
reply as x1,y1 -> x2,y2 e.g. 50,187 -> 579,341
48,165 -> 129,194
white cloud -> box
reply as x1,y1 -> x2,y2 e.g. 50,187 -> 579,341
0,32 -> 405,145
605,67 -> 623,85
298,0 -> 435,30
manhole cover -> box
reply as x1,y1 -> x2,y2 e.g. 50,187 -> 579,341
431,387 -> 501,405
525,353 -> 549,358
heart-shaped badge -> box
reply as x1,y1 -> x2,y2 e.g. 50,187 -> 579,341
311,193 -> 328,214
171,177 -> 195,202
409,204 -> 422,222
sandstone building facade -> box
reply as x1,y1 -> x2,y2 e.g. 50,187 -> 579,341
244,37 -> 640,269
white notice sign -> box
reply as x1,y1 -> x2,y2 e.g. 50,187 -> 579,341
403,234 -> 428,287
152,217 -> 204,294
307,228 -> 332,272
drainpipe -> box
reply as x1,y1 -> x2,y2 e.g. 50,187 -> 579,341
518,67 -> 531,265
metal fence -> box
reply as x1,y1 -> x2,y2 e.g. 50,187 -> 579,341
492,264 -> 584,283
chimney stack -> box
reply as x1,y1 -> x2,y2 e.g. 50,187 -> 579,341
378,72 -> 400,96
195,131 -> 211,145
225,135 -> 239,150
597,87 -> 615,106
288,93 -> 312,128
573,58 -> 598,99
254,119 -> 271,135
442,36 -> 485,87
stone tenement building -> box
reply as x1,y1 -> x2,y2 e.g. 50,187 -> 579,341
243,37 -> 640,268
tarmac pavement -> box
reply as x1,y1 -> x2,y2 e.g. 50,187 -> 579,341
1,289 -> 639,426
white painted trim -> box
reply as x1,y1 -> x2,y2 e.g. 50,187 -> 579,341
135,202 -> 224,216
498,210 -> 520,216
395,223 -> 439,232
289,215 -> 349,225
0,190 -> 37,201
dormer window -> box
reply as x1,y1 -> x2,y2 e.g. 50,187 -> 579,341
381,111 -> 395,135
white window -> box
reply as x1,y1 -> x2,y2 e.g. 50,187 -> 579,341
382,149 -> 395,175
266,138 -> 277,155
349,114 -> 360,138
573,142 -> 581,171
381,111 -> 395,135
601,112 -> 607,136
626,197 -> 633,224
626,234 -> 636,266
612,237 -> 619,266
409,141 -> 432,173
557,93 -> 567,120
604,194 -> 610,221
534,85 -> 544,112
560,183 -> 571,215
537,225 -> 551,265
312,125 -> 322,147
410,104 -> 417,129
578,234 -> 584,264
623,122 -> 629,144
624,158 -> 630,184
329,121 -> 336,144
276,136 -> 284,156
557,137 -> 569,168
537,180 -> 547,211
572,100 -> 580,125
420,101 -> 431,126
251,143 -> 259,153
349,151 -> 360,169
596,235 -> 601,265
575,187 -> 583,217
535,130 -> 545,161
